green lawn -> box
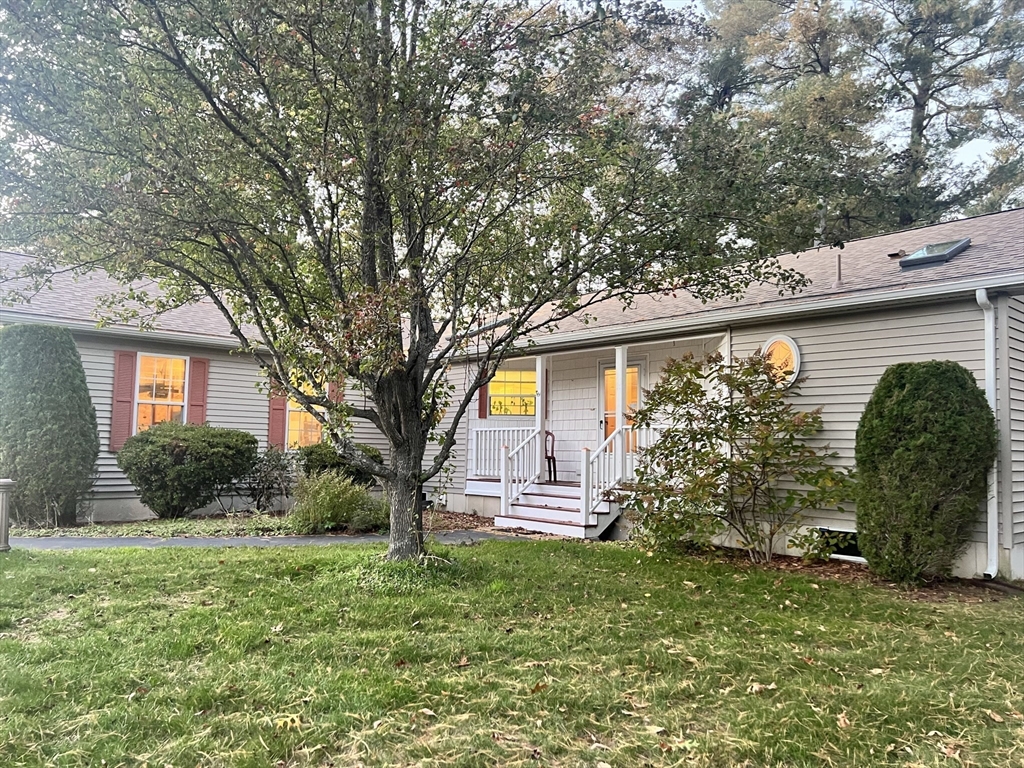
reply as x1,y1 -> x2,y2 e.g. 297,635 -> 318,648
1,541 -> 1021,768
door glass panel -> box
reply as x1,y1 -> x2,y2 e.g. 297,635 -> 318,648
603,366 -> 640,447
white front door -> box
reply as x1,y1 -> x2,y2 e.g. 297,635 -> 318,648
599,363 -> 642,450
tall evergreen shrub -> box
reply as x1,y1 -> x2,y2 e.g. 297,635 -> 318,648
0,324 -> 99,525
855,360 -> 997,582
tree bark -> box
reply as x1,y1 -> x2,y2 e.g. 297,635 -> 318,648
384,463 -> 424,560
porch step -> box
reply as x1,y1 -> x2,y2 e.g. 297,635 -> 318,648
510,502 -> 609,524
493,514 -> 611,538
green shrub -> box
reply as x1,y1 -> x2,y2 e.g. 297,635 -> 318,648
288,470 -> 389,534
117,422 -> 258,518
296,441 -> 383,486
0,324 -> 99,526
626,352 -> 851,563
240,447 -> 293,511
855,360 -> 997,583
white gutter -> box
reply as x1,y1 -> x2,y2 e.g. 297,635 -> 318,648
975,289 -> 1000,579
526,272 -> 1024,354
0,309 -> 244,351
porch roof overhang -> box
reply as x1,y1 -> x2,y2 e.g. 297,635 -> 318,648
510,272 -> 1024,357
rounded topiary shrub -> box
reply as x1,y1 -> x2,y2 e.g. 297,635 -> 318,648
0,324 -> 99,526
855,360 -> 997,583
117,422 -> 258,518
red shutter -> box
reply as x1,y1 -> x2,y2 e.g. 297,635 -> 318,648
327,379 -> 345,404
110,350 -> 138,451
268,394 -> 288,449
186,357 -> 209,425
478,382 -> 488,419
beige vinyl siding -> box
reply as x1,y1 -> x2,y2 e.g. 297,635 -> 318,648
76,334 -> 270,503
428,365 -> 474,500
342,379 -> 391,463
1006,296 -> 1024,547
730,298 -> 986,537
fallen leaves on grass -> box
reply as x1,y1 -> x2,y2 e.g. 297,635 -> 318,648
747,682 -> 777,694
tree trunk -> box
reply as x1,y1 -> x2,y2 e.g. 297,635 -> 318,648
384,470 -> 424,560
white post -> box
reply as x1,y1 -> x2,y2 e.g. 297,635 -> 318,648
535,355 -> 547,480
580,447 -> 592,526
500,445 -> 511,516
615,344 -> 628,484
0,479 -> 14,553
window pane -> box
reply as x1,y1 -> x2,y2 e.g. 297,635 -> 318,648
288,410 -> 322,448
136,404 -> 183,433
489,395 -> 535,416
488,370 -> 536,416
138,355 -> 186,404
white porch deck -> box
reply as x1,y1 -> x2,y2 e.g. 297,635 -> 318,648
465,334 -> 724,537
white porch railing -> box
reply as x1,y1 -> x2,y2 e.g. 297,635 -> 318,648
580,424 -> 662,526
580,428 -> 624,526
500,428 -> 542,516
472,426 -> 534,478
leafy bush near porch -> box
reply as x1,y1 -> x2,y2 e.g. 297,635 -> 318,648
296,441 -> 383,486
288,470 -> 388,534
626,351 -> 851,563
855,360 -> 997,583
0,324 -> 99,526
117,422 -> 258,518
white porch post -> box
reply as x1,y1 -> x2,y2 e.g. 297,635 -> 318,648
615,344 -> 628,482
536,355 -> 547,480
500,444 -> 511,517
580,447 -> 592,526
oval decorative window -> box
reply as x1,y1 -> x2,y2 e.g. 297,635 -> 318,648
763,334 -> 800,386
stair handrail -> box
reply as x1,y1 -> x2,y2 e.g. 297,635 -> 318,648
580,426 -> 625,526
499,427 -> 542,516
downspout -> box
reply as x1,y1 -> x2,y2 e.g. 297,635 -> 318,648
976,289 -> 999,579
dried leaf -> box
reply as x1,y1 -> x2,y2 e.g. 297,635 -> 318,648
530,682 -> 548,695
418,708 -> 437,717
642,725 -> 666,735
837,712 -> 851,729
985,709 -> 1004,723
455,655 -> 471,668
747,682 -> 777,694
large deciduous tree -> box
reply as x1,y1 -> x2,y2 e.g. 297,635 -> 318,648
0,0 -> 818,560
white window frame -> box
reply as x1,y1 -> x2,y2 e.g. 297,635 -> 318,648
763,334 -> 801,387
132,353 -> 190,435
487,369 -> 537,418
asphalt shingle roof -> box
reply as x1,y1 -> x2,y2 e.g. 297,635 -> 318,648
2,210 -> 1021,346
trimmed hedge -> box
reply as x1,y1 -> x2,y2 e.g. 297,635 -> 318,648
0,324 -> 99,526
117,422 -> 258,518
297,441 -> 383,486
855,360 -> 997,583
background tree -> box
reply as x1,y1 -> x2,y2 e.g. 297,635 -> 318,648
689,0 -> 1024,235
847,0 -> 1024,226
0,324 -> 99,526
1,0 -> 822,559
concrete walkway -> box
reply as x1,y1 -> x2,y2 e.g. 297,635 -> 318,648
10,530 -> 525,551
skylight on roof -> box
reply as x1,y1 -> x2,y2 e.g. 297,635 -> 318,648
898,237 -> 971,269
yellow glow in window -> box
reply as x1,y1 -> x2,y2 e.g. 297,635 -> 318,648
489,370 -> 536,416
